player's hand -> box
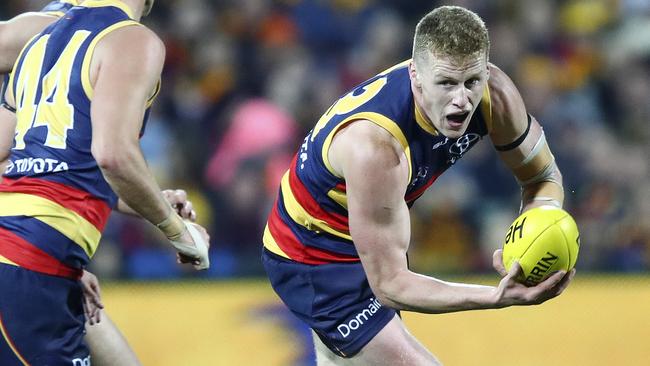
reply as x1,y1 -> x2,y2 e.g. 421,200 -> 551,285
492,249 -> 507,277
493,261 -> 575,307
169,221 -> 211,270
162,189 -> 196,222
80,270 -> 104,325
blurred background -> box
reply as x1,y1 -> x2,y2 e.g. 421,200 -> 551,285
2,0 -> 649,365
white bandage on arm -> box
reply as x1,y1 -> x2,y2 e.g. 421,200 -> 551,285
168,221 -> 210,270
496,116 -> 564,211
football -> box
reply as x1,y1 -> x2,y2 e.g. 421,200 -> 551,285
502,206 -> 580,286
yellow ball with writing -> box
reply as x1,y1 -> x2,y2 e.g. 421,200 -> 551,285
502,206 -> 580,286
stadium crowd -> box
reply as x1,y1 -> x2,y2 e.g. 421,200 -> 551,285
2,0 -> 649,278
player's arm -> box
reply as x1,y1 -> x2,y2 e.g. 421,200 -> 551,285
0,13 -> 58,73
0,78 -> 18,180
487,64 -> 564,213
89,25 -> 209,269
329,121 -> 570,313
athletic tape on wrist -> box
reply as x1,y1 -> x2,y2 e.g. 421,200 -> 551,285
169,221 -> 210,270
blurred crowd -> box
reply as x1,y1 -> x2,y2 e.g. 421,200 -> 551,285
2,0 -> 649,279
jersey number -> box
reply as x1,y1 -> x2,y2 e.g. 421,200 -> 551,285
311,76 -> 388,141
14,30 -> 91,150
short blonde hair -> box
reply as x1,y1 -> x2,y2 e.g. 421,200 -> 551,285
412,6 -> 489,65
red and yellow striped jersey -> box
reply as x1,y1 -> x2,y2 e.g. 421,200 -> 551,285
263,61 -> 492,265
0,0 -> 158,276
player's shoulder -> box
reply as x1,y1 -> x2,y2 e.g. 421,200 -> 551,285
486,63 -> 521,109
333,120 -> 405,167
485,62 -> 529,141
96,23 -> 165,61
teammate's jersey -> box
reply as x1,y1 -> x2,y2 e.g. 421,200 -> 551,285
263,60 -> 493,265
0,0 -> 159,274
40,0 -> 83,17
0,1 -> 81,106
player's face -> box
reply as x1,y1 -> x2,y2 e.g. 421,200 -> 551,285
411,53 -> 488,139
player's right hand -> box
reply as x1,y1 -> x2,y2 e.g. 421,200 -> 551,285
80,270 -> 104,325
169,221 -> 211,270
494,261 -> 575,307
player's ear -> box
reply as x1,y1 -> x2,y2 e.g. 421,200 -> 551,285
408,61 -> 422,89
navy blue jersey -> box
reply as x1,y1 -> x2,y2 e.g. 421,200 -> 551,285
264,60 -> 492,264
0,0 -> 158,271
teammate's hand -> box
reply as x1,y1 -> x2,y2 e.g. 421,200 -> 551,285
169,221 -> 211,270
80,270 -> 104,325
162,189 -> 196,222
493,261 -> 575,307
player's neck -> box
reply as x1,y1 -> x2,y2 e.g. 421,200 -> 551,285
118,0 -> 145,21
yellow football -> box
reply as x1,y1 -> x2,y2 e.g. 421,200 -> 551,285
502,206 -> 580,286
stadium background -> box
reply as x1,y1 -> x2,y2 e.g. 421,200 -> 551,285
2,0 -> 649,365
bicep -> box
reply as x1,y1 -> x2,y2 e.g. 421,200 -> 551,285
335,122 -> 411,289
90,26 -> 164,143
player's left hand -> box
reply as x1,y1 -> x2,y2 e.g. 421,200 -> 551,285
162,189 -> 196,222
80,270 -> 104,325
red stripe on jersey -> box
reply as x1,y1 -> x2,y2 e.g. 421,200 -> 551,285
0,177 -> 111,231
0,227 -> 82,280
405,173 -> 441,203
268,202 -> 359,265
287,157 -> 349,232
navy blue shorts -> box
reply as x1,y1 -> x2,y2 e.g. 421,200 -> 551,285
0,264 -> 89,366
262,248 -> 396,357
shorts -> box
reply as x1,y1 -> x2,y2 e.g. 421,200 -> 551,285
0,263 -> 89,366
262,248 -> 396,358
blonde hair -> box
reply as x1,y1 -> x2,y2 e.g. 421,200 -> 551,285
412,6 -> 489,65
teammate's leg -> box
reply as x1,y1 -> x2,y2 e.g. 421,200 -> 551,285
313,314 -> 442,366
85,311 -> 141,366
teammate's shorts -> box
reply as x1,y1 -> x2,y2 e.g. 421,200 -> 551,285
0,263 -> 89,366
262,248 -> 396,358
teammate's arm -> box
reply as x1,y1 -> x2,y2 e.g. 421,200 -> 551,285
0,105 -> 16,177
0,13 -> 58,73
89,25 -> 209,268
329,121 -> 571,313
487,64 -> 564,213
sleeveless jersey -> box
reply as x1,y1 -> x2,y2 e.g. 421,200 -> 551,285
0,0 -> 159,273
0,1 -> 82,106
263,60 -> 492,265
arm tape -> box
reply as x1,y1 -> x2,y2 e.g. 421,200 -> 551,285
1,103 -> 16,113
494,114 -> 532,151
517,159 -> 562,187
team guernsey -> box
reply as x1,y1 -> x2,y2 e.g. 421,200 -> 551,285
0,1 -> 158,276
0,2 -> 158,364
263,60 -> 492,357
263,60 -> 491,264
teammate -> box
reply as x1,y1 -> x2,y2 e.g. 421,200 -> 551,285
0,0 -> 210,364
262,6 -> 575,365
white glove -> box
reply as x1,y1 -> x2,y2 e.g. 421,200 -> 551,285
168,221 -> 210,270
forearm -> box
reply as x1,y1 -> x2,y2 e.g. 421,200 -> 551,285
97,146 -> 175,229
521,179 -> 564,212
115,199 -> 140,217
377,270 -> 499,313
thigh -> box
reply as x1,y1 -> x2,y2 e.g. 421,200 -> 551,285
314,314 -> 442,366
0,264 -> 89,366
85,311 -> 142,366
